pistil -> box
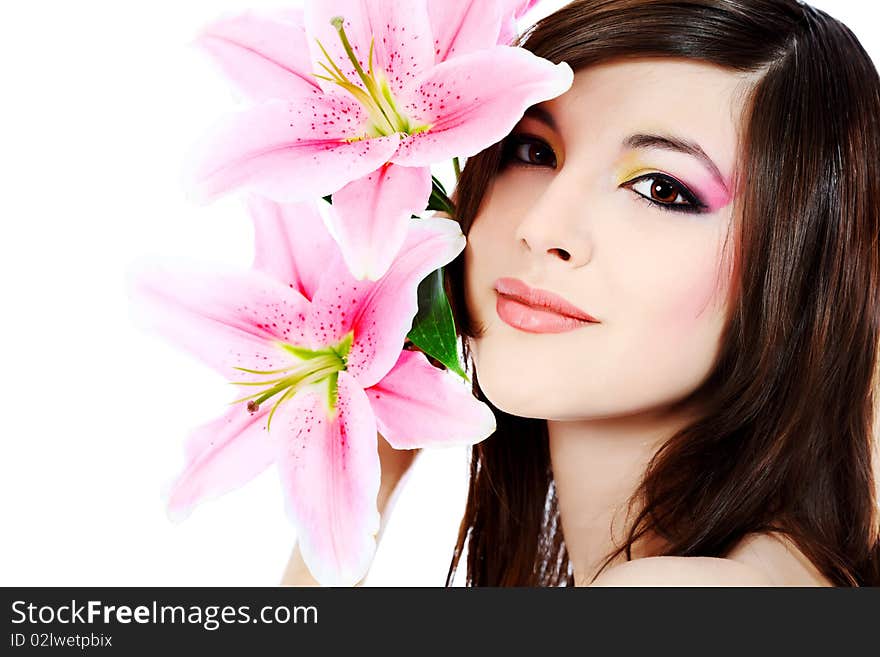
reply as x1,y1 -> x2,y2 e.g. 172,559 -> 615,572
311,16 -> 432,140
230,332 -> 354,430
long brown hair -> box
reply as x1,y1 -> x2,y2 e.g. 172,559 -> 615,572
442,0 -> 880,586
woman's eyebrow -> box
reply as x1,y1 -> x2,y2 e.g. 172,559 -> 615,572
623,133 -> 729,193
521,106 -> 730,193
523,105 -> 558,131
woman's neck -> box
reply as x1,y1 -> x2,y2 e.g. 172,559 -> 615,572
547,406 -> 693,585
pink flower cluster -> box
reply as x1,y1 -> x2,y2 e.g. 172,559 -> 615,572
129,0 -> 571,585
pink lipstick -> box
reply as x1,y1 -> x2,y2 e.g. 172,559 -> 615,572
493,277 -> 599,334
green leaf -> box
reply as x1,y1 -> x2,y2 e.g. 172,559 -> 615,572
431,175 -> 448,197
406,267 -> 469,382
426,177 -> 456,215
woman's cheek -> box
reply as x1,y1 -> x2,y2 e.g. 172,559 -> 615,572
619,235 -> 726,343
650,249 -> 731,348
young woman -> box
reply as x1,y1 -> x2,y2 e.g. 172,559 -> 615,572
284,0 -> 880,586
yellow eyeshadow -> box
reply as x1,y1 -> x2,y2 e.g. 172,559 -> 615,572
614,152 -> 653,185
616,167 -> 655,185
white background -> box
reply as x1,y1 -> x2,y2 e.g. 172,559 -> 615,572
1,1 -> 877,586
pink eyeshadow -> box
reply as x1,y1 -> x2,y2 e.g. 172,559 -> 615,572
615,153 -> 734,213
690,173 -> 733,212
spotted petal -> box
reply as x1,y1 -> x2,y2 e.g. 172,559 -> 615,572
306,215 -> 466,388
303,0 -> 435,100
392,45 -> 574,167
274,371 -> 381,586
182,95 -> 401,205
127,259 -> 317,378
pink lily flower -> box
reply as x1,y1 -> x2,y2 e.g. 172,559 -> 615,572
129,195 -> 496,586
183,0 -> 573,281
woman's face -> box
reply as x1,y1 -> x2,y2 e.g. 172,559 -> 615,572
464,58 -> 756,420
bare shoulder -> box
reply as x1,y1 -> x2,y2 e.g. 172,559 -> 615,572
725,532 -> 833,586
588,555 -> 775,587
588,532 -> 833,587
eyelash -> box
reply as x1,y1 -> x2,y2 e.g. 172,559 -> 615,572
499,133 -> 709,215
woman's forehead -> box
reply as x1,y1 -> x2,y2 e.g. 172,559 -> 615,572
551,57 -> 753,116
531,58 -> 754,182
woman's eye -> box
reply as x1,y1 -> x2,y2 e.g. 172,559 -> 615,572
500,134 -> 557,168
625,174 -> 707,214
498,137 -> 708,216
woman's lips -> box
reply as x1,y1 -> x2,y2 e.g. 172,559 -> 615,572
495,294 -> 597,334
493,277 -> 598,322
492,276 -> 599,333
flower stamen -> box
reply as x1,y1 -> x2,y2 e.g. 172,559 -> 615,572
229,332 -> 354,431
310,16 -> 432,140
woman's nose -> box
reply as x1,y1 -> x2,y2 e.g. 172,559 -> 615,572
513,176 -> 594,268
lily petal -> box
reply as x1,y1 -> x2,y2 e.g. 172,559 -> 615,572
366,349 -> 496,449
193,8 -> 320,102
127,260 -> 317,377
182,95 -> 400,204
329,163 -> 432,281
304,0 -> 435,100
497,0 -> 540,46
392,46 -> 574,167
246,195 -> 337,301
164,402 -> 276,521
275,371 -> 380,586
427,0 -> 504,62
307,215 -> 465,388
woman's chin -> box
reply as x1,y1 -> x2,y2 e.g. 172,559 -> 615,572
475,367 -> 575,420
